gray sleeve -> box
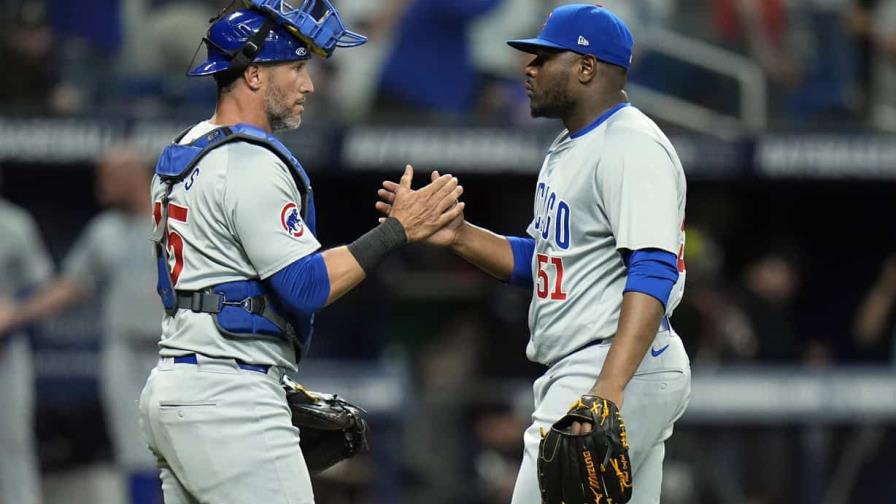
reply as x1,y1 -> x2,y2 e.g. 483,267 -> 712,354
61,217 -> 107,294
223,147 -> 322,279
595,128 -> 682,254
12,212 -> 52,292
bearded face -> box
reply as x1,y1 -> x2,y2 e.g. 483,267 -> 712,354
263,61 -> 312,132
265,80 -> 303,132
525,50 -> 576,119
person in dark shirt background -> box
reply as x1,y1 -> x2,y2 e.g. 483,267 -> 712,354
376,0 -> 499,121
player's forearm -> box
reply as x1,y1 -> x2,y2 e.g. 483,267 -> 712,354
321,246 -> 367,305
590,292 -> 665,407
321,217 -> 408,305
450,221 -> 516,280
13,278 -> 84,327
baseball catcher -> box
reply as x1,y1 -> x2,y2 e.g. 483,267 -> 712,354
283,376 -> 369,473
137,0 -> 464,499
538,395 -> 633,504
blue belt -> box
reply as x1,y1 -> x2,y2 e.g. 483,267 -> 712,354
568,316 -> 672,356
173,353 -> 271,374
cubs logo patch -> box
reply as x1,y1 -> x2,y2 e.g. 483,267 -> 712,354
280,202 -> 304,238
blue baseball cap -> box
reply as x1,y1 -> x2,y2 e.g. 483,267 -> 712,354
507,4 -> 634,70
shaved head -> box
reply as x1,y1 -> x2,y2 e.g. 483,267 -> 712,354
95,142 -> 153,211
98,143 -> 149,173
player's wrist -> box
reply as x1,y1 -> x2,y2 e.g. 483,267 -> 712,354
449,221 -> 473,253
591,381 -> 625,407
347,217 -> 408,274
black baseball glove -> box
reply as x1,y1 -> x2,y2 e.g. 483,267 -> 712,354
282,376 -> 369,474
538,395 -> 633,504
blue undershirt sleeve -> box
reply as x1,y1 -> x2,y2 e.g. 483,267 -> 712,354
506,236 -> 535,289
265,252 -> 331,317
622,248 -> 679,307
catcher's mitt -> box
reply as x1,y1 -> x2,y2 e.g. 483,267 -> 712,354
538,395 -> 632,504
282,376 -> 369,473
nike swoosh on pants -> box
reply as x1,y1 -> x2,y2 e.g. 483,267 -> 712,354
650,344 -> 670,357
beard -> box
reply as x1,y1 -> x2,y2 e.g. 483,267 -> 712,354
265,82 -> 303,132
529,82 -> 573,119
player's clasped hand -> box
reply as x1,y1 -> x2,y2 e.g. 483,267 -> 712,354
381,165 -> 464,242
376,169 -> 465,247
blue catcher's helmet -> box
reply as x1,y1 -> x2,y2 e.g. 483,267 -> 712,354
188,0 -> 366,77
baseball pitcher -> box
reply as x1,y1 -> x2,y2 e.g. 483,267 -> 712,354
377,5 -> 691,503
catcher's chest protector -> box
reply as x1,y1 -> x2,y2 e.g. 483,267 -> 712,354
152,124 -> 317,355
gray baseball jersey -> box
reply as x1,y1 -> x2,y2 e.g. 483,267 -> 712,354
0,200 -> 52,299
512,105 -> 691,504
0,199 -> 52,504
150,121 -> 321,369
63,210 -> 162,343
524,104 -> 686,365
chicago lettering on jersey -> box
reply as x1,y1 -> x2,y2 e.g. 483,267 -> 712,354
533,182 -> 571,250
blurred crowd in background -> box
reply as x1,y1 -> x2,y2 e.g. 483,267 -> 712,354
2,0 -> 896,130
1,1 -> 896,504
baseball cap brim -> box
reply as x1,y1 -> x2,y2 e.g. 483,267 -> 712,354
507,38 -> 568,54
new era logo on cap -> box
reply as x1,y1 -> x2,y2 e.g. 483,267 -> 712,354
577,35 -> 589,47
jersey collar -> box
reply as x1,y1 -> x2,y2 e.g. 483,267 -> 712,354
568,101 -> 630,139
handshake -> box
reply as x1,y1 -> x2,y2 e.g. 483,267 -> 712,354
374,164 -> 467,248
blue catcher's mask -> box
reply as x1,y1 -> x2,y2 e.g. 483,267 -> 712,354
188,0 -> 366,77
248,0 -> 367,58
